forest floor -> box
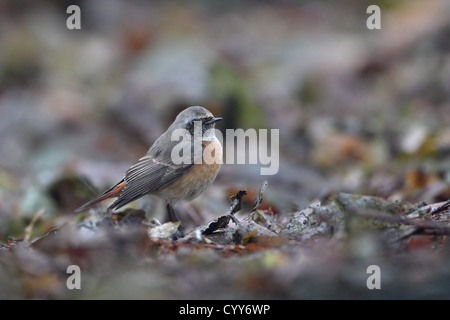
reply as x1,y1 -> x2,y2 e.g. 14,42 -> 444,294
1,1 -> 450,299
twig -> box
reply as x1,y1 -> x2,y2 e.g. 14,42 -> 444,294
250,180 -> 268,214
229,190 -> 247,215
245,181 -> 268,221
202,190 -> 247,235
429,200 -> 450,216
24,208 -> 45,243
30,224 -> 65,247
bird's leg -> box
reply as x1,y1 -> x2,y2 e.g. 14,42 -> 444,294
167,203 -> 185,238
167,203 -> 179,222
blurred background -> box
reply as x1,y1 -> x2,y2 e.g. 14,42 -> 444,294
1,0 -> 450,299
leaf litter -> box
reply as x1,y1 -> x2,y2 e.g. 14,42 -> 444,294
2,180 -> 450,299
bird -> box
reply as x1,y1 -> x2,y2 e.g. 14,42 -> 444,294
75,106 -> 223,224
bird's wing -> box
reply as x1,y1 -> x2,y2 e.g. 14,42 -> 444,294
108,138 -> 200,211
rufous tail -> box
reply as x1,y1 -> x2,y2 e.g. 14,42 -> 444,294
75,180 -> 126,213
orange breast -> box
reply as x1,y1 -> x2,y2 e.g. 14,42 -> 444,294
156,139 -> 222,203
201,139 -> 223,166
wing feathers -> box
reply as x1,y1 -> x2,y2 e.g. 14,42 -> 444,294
87,137 -> 197,212
108,155 -> 193,211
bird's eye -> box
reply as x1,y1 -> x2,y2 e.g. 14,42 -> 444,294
185,119 -> 195,134
203,117 -> 213,124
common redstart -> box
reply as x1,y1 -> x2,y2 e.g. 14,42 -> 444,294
75,106 -> 222,223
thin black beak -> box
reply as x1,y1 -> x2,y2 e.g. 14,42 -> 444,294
205,117 -> 222,125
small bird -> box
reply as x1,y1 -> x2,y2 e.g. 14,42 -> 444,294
75,106 -> 222,223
